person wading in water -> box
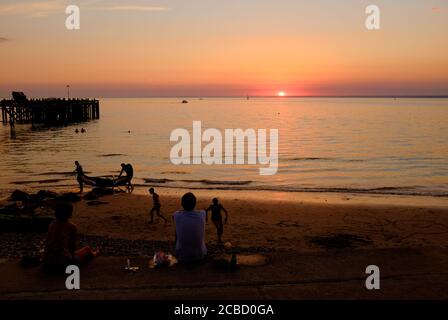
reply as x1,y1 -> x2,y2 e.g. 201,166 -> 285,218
74,161 -> 84,193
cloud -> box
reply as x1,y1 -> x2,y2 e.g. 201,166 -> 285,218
0,0 -> 66,17
0,1 -> 170,17
104,5 -> 170,12
0,37 -> 9,42
430,6 -> 445,13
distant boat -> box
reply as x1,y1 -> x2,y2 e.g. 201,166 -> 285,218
182,100 -> 189,104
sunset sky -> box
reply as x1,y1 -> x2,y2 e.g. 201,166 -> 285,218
1,0 -> 448,97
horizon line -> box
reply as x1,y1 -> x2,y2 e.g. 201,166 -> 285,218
2,94 -> 448,100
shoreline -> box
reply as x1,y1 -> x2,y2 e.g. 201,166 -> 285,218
2,185 -> 448,208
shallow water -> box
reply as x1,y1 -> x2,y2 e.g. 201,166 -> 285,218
1,97 -> 447,198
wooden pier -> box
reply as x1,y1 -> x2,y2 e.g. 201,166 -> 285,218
1,92 -> 100,127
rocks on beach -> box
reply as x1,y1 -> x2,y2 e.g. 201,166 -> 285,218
1,189 -> 94,233
9,190 -> 30,202
1,188 -> 118,233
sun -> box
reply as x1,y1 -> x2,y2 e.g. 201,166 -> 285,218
277,91 -> 286,97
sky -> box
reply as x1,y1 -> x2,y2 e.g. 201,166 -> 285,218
0,0 -> 448,98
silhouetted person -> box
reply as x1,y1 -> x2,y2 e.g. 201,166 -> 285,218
173,193 -> 207,262
206,198 -> 229,244
74,161 -> 84,193
149,188 -> 168,224
75,129 -> 79,133
44,203 -> 99,273
118,163 -> 134,191
81,128 -> 86,133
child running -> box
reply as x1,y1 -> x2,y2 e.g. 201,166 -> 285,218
206,198 -> 229,244
149,188 -> 168,224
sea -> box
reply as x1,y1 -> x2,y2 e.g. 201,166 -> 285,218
1,97 -> 447,199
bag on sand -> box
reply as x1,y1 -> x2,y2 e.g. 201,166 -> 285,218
152,251 -> 176,268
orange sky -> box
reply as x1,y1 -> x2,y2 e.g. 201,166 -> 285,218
1,0 -> 448,97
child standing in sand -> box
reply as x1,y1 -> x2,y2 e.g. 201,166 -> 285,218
149,188 -> 168,224
206,198 -> 229,244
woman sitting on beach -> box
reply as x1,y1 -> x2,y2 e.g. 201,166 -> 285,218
44,202 -> 99,272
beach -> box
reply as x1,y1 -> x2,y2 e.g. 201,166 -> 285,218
1,188 -> 448,299
2,0 -> 448,310
1,92 -> 448,301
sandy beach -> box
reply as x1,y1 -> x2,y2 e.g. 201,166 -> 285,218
50,190 -> 448,252
1,188 -> 448,299
2,0 -> 448,308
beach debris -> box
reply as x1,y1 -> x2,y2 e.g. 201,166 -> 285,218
182,100 -> 189,104
224,242 -> 232,250
124,259 -> 139,273
150,251 -> 177,268
309,233 -> 373,250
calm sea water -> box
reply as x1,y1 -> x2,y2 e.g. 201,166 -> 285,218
1,97 -> 447,197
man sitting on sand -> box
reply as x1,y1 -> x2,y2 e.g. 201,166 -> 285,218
206,198 -> 229,244
117,163 -> 134,191
44,202 -> 99,272
173,192 -> 207,262
149,188 -> 168,224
